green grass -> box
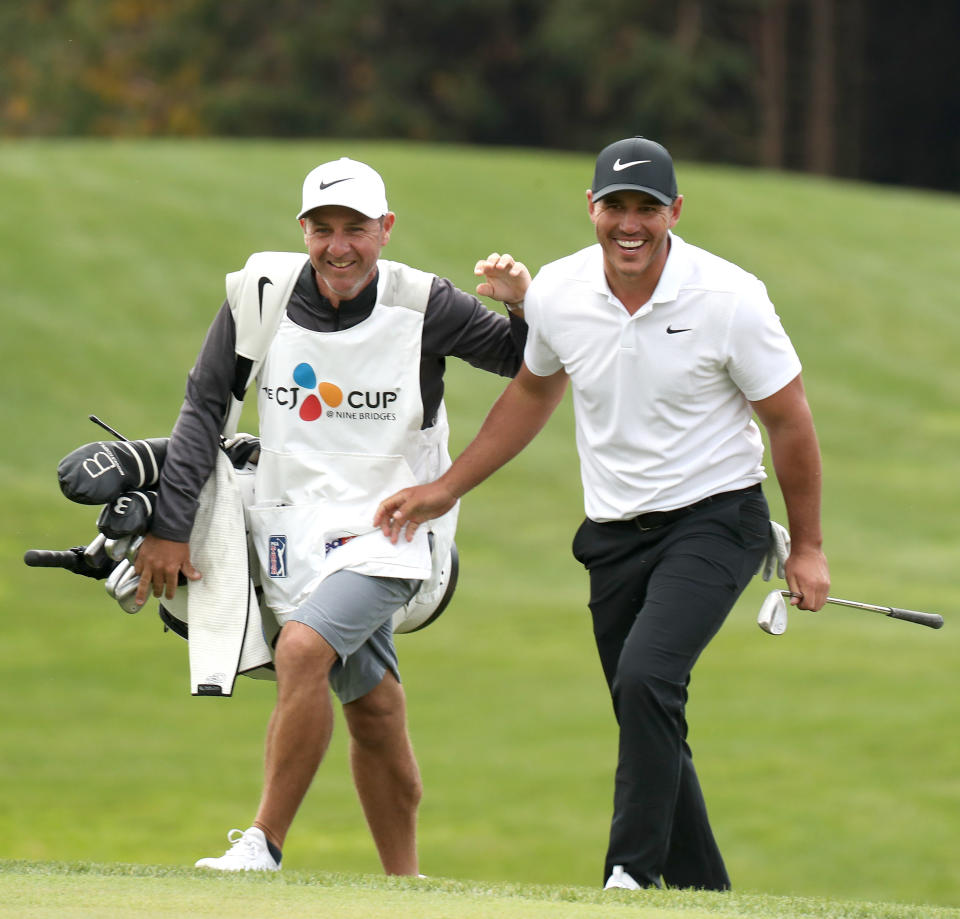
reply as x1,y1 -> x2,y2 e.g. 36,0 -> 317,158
1,139 -> 958,913
2,862 -> 959,919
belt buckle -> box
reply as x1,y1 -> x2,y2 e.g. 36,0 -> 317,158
634,512 -> 667,532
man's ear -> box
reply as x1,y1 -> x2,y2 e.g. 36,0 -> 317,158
380,211 -> 397,243
668,195 -> 684,228
586,189 -> 598,222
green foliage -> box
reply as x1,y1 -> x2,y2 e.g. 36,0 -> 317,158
0,2 -> 754,157
0,140 -> 958,911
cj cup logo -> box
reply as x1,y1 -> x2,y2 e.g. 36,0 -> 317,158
294,362 -> 343,421
269,361 -> 398,420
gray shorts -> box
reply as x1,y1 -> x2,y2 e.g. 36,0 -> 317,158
287,569 -> 421,704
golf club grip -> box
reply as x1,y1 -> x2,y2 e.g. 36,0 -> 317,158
887,607 -> 944,629
23,549 -> 79,571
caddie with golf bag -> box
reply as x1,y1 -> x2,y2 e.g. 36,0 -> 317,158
42,157 -> 532,877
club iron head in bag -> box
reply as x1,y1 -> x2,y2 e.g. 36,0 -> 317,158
104,559 -> 147,614
104,533 -> 144,563
758,589 -> 944,634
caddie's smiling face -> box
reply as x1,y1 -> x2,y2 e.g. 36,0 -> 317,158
587,189 -> 682,291
301,206 -> 395,306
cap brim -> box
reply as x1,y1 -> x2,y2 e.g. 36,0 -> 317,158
592,183 -> 674,206
297,200 -> 385,220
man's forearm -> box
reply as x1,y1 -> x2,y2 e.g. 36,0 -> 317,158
151,302 -> 236,540
767,411 -> 824,552
751,374 -> 830,609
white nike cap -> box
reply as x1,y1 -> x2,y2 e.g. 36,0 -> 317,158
297,157 -> 389,220
592,137 -> 678,205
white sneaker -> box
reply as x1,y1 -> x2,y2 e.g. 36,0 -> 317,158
195,827 -> 280,872
604,865 -> 641,890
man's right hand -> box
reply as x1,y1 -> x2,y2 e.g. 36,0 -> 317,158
374,481 -> 459,544
134,533 -> 202,604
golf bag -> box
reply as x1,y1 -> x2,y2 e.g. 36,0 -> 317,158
27,431 -> 459,694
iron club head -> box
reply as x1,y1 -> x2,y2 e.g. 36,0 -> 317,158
757,589 -> 945,634
757,589 -> 789,635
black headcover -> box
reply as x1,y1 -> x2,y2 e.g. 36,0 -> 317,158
96,489 -> 158,539
58,438 -> 168,505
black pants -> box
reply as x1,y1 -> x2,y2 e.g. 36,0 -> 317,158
572,485 -> 769,890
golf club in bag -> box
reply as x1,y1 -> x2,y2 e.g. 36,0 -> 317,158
27,415 -> 459,634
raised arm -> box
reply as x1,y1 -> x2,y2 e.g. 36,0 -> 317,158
376,363 -> 568,542
751,374 -> 830,611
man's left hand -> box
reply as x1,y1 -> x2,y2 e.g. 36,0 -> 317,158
783,544 -> 830,611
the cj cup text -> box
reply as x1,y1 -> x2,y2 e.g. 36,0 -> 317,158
261,386 -> 399,410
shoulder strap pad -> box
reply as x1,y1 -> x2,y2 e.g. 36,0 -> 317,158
223,252 -> 309,435
377,260 -> 434,314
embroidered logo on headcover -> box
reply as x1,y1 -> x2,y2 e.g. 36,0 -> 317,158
268,535 -> 288,578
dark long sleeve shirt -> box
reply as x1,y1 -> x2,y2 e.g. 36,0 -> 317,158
151,260 -> 527,541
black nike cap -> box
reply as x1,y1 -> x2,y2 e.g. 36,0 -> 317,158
591,137 -> 678,206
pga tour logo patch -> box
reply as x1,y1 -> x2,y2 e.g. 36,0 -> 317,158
268,535 -> 288,578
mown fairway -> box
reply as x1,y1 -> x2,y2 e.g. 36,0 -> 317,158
0,140 -> 957,910
3,862 -> 960,919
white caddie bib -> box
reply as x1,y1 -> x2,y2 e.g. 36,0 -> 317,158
248,267 -> 436,619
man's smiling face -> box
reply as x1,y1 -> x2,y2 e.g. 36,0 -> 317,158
587,189 -> 682,291
301,206 -> 395,306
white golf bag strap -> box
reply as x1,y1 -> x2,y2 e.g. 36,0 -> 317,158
377,259 -> 434,315
223,251 -> 310,437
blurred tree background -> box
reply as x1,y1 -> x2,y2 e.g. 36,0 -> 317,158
1,0 -> 957,192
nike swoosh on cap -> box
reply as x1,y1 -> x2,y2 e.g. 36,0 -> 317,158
318,177 -> 353,190
612,158 -> 653,171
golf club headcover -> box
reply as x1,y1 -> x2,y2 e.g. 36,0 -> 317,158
96,490 -> 157,539
58,438 -> 168,505
757,520 -> 791,581
222,433 -> 260,469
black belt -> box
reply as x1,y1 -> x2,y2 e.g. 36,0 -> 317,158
630,484 -> 761,532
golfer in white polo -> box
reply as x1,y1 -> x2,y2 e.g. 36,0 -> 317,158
377,136 -> 830,891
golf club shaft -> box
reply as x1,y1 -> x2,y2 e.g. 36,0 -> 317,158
88,414 -> 129,441
781,592 -> 943,630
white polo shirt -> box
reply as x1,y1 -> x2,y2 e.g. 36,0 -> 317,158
524,233 -> 801,522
